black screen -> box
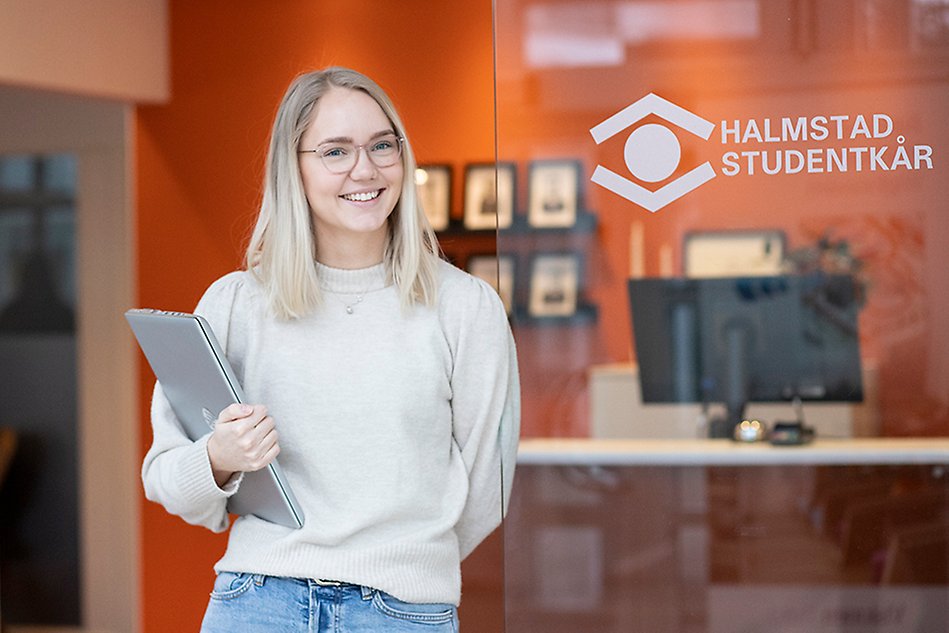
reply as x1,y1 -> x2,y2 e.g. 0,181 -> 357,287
628,274 -> 863,409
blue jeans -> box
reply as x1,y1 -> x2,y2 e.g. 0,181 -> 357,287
200,573 -> 459,632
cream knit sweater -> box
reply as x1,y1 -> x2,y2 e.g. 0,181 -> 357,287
141,259 -> 520,605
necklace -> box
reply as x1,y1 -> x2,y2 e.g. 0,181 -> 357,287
318,263 -> 383,315
324,283 -> 373,315
340,291 -> 365,315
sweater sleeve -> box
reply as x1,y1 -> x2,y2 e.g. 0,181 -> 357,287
140,273 -> 246,532
446,273 -> 521,559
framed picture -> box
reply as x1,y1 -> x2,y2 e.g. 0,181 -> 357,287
415,164 -> 451,232
463,162 -> 515,231
467,254 -> 515,316
528,252 -> 581,318
527,160 -> 581,229
683,230 -> 786,278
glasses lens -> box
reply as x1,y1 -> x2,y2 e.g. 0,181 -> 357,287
319,145 -> 353,174
318,135 -> 402,174
367,135 -> 402,167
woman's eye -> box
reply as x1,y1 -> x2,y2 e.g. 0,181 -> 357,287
322,146 -> 348,158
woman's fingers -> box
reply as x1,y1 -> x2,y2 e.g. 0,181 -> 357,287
247,427 -> 281,471
218,402 -> 253,424
208,404 -> 280,474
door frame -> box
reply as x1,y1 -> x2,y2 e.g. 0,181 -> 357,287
0,86 -> 139,633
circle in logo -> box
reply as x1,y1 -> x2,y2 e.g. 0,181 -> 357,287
624,123 -> 681,183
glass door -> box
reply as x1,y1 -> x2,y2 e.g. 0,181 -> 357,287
495,0 -> 949,630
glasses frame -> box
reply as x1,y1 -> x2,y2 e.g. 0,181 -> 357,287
298,135 -> 405,174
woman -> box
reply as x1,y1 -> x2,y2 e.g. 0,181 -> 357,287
142,67 -> 520,632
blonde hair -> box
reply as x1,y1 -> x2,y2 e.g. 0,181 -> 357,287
245,67 -> 440,319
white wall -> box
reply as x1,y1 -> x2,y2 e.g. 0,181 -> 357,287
0,0 -> 168,102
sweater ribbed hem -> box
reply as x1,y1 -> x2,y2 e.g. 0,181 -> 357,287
214,530 -> 462,605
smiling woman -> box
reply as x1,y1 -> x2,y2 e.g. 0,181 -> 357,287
140,67 -> 520,633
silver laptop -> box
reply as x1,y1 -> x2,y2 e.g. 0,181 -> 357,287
126,308 -> 305,529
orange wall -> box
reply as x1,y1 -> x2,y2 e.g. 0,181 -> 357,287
135,2 -> 494,630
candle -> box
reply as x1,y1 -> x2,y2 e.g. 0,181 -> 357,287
629,221 -> 645,278
659,243 -> 674,277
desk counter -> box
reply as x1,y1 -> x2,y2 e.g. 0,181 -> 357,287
518,437 -> 949,466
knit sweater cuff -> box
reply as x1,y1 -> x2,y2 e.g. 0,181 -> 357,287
178,434 -> 241,506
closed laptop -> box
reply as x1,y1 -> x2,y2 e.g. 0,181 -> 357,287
126,308 -> 304,529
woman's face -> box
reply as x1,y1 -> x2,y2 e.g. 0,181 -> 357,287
298,87 -> 404,260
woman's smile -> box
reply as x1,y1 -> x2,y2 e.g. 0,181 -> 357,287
340,188 -> 384,203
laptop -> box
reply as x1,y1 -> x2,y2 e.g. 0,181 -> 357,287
125,308 -> 305,529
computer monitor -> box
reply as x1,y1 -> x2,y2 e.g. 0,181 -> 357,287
627,274 -> 863,438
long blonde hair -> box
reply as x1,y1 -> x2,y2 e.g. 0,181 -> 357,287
245,67 -> 440,319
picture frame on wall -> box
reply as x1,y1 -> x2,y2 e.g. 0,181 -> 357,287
527,160 -> 581,229
415,164 -> 451,232
683,229 -> 786,278
466,253 -> 516,316
527,252 -> 581,318
463,162 -> 515,231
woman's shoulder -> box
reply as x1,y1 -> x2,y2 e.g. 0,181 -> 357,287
435,258 -> 506,316
437,258 -> 486,295
206,269 -> 255,292
198,270 -> 263,312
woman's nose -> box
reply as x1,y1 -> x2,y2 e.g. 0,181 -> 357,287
348,147 -> 378,179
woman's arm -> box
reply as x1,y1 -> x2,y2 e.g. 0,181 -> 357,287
447,275 -> 521,559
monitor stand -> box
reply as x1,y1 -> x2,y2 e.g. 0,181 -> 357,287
707,402 -> 746,438
707,322 -> 751,439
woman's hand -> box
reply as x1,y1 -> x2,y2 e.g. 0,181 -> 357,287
206,403 -> 280,488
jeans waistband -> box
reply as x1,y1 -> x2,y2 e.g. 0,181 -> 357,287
307,578 -> 374,600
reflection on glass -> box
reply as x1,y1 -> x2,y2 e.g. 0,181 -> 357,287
496,0 -> 949,629
0,153 -> 79,626
524,1 -> 760,68
507,463 -> 949,632
496,0 -> 949,436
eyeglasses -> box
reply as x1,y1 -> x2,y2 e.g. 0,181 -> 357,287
298,134 -> 404,174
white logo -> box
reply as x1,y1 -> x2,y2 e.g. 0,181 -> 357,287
202,407 -> 217,429
590,93 -> 716,213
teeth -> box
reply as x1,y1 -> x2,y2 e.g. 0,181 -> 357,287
342,190 -> 381,202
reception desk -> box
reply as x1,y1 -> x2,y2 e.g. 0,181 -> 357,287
506,438 -> 949,633
519,437 -> 949,466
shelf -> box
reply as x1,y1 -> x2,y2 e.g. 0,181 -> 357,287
500,210 -> 598,235
435,210 -> 598,237
513,304 -> 598,327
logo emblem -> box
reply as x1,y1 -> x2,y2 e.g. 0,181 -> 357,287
590,93 -> 716,212
202,407 -> 217,430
